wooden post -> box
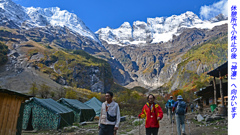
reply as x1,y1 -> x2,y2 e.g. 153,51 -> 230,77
213,76 -> 217,105
219,71 -> 224,107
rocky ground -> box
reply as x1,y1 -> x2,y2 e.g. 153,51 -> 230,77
22,109 -> 228,135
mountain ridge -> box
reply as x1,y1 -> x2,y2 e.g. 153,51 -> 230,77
96,11 -> 227,46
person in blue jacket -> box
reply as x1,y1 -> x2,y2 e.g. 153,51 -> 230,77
172,95 -> 188,135
167,96 -> 175,123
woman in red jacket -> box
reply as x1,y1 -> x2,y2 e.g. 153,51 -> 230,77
138,94 -> 164,135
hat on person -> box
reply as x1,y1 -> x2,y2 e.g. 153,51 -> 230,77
177,95 -> 183,100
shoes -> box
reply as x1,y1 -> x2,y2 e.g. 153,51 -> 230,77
182,132 -> 186,135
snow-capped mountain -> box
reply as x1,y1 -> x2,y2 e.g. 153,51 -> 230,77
0,0 -> 30,28
25,7 -> 100,43
96,11 -> 228,46
0,0 -> 100,44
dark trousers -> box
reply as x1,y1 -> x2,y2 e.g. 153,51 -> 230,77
146,128 -> 159,135
99,124 -> 114,135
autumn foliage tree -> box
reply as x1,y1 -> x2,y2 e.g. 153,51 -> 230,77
39,84 -> 50,98
65,89 -> 77,99
29,82 -> 38,96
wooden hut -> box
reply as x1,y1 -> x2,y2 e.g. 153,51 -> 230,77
195,82 -> 228,107
207,61 -> 228,106
0,89 -> 31,135
194,61 -> 228,115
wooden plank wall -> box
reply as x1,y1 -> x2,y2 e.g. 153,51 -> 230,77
0,93 -> 26,135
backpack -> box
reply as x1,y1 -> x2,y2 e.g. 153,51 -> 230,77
190,104 -> 194,109
176,101 -> 186,115
168,99 -> 174,108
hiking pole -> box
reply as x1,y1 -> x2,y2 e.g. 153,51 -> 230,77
187,119 -> 191,135
139,118 -> 140,135
171,118 -> 173,135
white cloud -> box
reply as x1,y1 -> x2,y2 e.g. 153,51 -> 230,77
200,0 -> 228,20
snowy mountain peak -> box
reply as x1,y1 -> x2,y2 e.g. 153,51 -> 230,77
184,11 -> 197,16
25,6 -> 100,43
120,22 -> 131,28
97,11 -> 228,46
0,0 -> 100,44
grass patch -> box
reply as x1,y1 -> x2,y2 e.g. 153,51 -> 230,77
133,119 -> 144,126
81,124 -> 98,129
211,130 -> 227,135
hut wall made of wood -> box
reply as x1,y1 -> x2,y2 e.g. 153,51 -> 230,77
0,93 -> 27,135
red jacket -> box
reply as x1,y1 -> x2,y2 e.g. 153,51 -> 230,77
138,102 -> 163,128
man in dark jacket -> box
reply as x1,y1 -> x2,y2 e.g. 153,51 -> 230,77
138,94 -> 163,135
172,95 -> 187,135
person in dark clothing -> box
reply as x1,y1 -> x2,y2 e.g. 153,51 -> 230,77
172,95 -> 187,135
190,103 -> 194,112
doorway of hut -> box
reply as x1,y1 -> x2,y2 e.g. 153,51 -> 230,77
26,109 -> 33,130
206,98 -> 209,106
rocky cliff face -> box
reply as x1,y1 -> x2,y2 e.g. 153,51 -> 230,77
103,24 -> 228,89
95,11 -> 228,90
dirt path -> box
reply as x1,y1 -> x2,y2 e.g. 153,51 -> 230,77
127,113 -> 227,135
129,113 -> 177,135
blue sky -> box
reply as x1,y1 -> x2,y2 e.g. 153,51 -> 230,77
13,0 -> 228,32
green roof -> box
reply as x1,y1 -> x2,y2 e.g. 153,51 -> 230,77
84,97 -> 102,116
58,98 -> 96,122
29,97 -> 74,114
58,98 -> 93,110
